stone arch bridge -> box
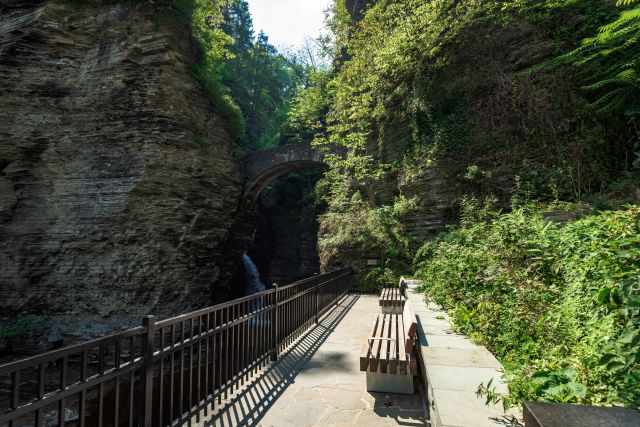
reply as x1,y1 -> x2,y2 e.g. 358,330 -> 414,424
243,143 -> 331,200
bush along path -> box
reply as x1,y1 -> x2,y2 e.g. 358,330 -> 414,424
413,205 -> 640,409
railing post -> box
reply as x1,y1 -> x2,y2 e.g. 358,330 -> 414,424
271,284 -> 279,361
314,286 -> 319,324
142,315 -> 156,427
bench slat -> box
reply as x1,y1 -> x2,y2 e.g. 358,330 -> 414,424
360,315 -> 380,371
380,315 -> 390,374
388,313 -> 398,375
370,314 -> 381,372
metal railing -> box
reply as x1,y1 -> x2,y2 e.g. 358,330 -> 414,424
0,268 -> 352,427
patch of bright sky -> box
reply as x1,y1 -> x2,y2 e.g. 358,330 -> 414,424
246,0 -> 332,51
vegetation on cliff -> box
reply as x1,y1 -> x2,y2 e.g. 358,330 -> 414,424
177,0 -> 324,149
414,204 -> 640,408
289,0 -> 639,281
278,0 -> 640,408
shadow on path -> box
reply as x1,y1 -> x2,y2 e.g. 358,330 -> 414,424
202,294 -> 360,427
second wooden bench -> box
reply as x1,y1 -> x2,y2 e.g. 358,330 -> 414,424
360,308 -> 417,394
379,287 -> 406,314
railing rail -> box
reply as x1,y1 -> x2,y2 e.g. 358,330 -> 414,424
0,268 -> 352,427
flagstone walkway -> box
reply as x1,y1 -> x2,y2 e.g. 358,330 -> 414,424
197,294 -> 427,427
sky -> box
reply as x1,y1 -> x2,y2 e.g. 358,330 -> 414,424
246,0 -> 332,51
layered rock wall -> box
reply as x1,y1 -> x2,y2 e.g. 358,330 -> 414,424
0,0 -> 245,345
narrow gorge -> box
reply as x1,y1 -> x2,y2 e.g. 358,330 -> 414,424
1,0 -> 639,418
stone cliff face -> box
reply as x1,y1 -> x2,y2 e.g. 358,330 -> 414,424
0,0 -> 246,350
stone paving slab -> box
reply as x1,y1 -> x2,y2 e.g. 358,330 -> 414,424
197,294 -> 427,427
405,280 -> 520,427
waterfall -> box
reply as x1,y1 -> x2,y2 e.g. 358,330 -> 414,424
242,254 -> 266,295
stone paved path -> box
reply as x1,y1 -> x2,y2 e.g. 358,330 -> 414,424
198,294 -> 427,427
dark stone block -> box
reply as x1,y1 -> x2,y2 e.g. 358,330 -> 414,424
524,402 -> 640,427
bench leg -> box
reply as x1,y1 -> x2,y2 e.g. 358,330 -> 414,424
366,371 -> 414,395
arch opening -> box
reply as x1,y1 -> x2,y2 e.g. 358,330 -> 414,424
235,143 -> 333,294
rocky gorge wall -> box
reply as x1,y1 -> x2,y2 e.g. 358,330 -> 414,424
0,0 -> 247,354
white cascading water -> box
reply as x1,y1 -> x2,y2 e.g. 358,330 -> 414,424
242,253 -> 266,295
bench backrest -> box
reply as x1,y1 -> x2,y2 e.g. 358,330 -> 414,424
380,287 -> 405,302
402,307 -> 417,353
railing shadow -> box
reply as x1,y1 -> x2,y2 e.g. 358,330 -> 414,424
201,294 -> 360,427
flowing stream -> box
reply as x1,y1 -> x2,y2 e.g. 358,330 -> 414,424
242,254 -> 266,295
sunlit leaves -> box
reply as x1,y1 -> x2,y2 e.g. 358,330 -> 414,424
414,206 -> 640,408
553,1 -> 640,116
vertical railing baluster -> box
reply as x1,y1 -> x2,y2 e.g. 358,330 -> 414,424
169,324 -> 175,425
242,301 -> 248,383
158,327 -> 165,427
188,318 -> 195,424
224,307 -> 229,400
231,305 -> 236,392
35,363 -> 45,427
11,369 -> 20,425
203,313 -> 210,417
252,299 -> 256,366
315,283 -> 318,317
196,316 -> 202,423
142,316 -> 156,427
114,338 -> 121,427
98,344 -> 105,427
216,313 -> 221,404
98,382 -> 104,427
128,369 -> 134,427
271,285 -> 279,361
114,377 -> 120,427
58,356 -> 67,427
179,321 -> 185,422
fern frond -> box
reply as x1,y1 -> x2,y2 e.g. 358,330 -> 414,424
589,87 -> 629,114
583,79 -> 628,91
549,2 -> 640,116
595,19 -> 640,44
599,7 -> 640,34
616,68 -> 638,82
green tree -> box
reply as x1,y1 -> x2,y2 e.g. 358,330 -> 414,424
219,1 -> 312,149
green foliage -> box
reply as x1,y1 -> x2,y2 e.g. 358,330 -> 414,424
549,0 -> 640,117
414,205 -> 640,408
173,0 -> 314,146
221,11 -> 310,149
312,0 -> 630,266
318,194 -> 416,290
282,69 -> 334,145
174,0 -> 245,138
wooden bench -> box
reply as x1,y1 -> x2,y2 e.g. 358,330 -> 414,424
379,287 -> 406,314
360,308 -> 418,394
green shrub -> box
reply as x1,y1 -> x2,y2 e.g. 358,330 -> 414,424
174,0 -> 245,139
318,195 -> 415,291
414,205 -> 640,408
